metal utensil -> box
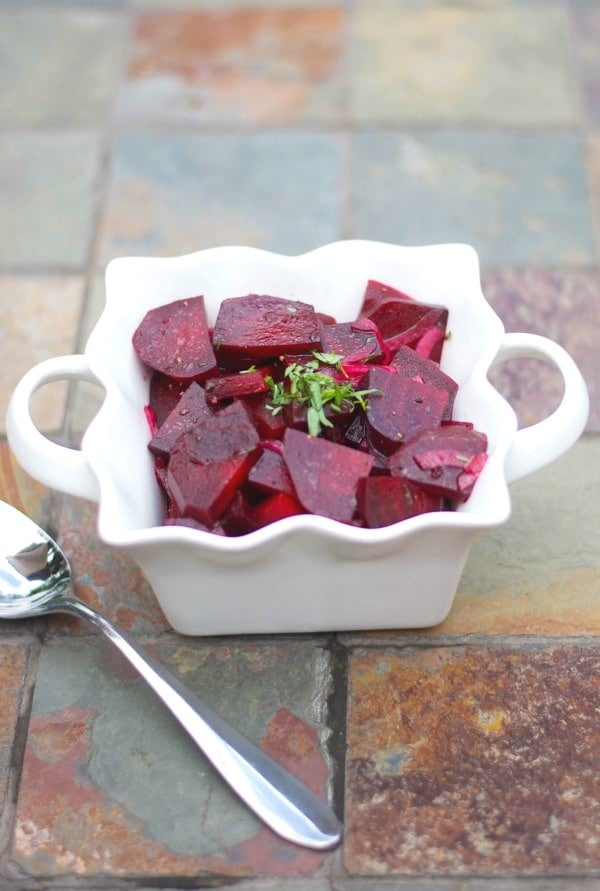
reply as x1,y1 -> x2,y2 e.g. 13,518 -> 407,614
0,500 -> 342,850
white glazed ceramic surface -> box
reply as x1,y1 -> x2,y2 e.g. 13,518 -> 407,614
6,242 -> 589,634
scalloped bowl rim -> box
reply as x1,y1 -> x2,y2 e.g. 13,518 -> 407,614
81,239 -> 515,555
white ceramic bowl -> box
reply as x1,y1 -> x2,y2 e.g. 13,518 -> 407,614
6,241 -> 589,635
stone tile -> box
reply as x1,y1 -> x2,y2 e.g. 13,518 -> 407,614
69,276 -> 108,438
51,497 -> 169,634
0,275 -> 84,435
344,437 -> 600,641
589,131 -> 600,255
0,133 -> 102,270
0,441 -> 50,528
345,643 -> 600,875
120,8 -> 344,125
571,4 -> 600,124
350,130 -> 594,268
481,268 -> 599,431
0,642 -> 30,808
98,131 -> 341,261
12,636 -> 334,879
350,3 -> 576,125
0,10 -> 125,127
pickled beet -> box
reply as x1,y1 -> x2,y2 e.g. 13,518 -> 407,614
133,296 -> 217,381
212,294 -> 322,369
357,476 -> 445,527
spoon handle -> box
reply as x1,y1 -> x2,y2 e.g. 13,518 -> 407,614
57,596 -> 342,851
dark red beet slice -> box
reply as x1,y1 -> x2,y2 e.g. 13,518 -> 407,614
388,424 -> 488,502
356,476 -> 444,527
318,321 -> 384,364
282,428 -> 374,523
389,345 -> 458,420
243,395 -> 287,440
148,382 -> 212,460
133,296 -> 217,381
362,367 -> 449,454
182,399 -> 259,464
167,445 -> 255,526
359,280 -> 448,363
148,372 -> 190,428
247,446 -> 294,497
212,295 -> 322,369
251,492 -> 305,528
204,368 -> 271,405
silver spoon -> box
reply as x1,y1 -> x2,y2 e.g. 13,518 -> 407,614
0,499 -> 342,851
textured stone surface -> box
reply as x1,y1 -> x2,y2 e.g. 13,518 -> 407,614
0,644 -> 30,808
345,644 -> 600,875
0,133 -> 101,270
0,10 -> 124,127
350,4 -> 576,126
12,637 -> 333,879
99,131 -> 341,261
481,268 -> 599,431
121,8 -> 344,125
572,4 -> 600,124
0,275 -> 84,435
350,131 -> 595,268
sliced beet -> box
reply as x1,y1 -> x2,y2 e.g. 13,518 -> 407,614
388,424 -> 488,502
148,382 -> 212,460
282,427 -> 374,523
246,446 -> 294,497
133,296 -> 217,381
362,366 -> 449,454
212,294 -> 322,369
359,280 -> 448,363
182,399 -> 260,464
204,368 -> 271,405
318,320 -> 384,364
389,345 -> 458,420
357,476 -> 445,527
243,394 -> 287,440
167,444 -> 255,526
250,492 -> 305,529
148,372 -> 190,428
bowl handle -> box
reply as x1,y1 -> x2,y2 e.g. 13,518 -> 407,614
492,333 -> 589,484
6,355 -> 102,503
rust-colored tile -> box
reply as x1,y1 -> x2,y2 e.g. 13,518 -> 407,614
0,274 -> 85,435
0,442 -> 51,528
345,644 -> 600,876
121,8 -> 344,125
13,637 -> 331,879
481,268 -> 599,431
49,496 -> 169,634
0,643 -> 29,804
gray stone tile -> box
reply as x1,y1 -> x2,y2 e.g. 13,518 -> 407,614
98,131 -> 341,261
0,274 -> 84,435
350,2 -> 576,125
571,3 -> 600,125
349,130 -> 595,268
0,9 -> 125,127
0,132 -> 102,270
13,635 -> 335,878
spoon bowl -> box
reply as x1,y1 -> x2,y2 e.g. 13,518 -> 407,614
0,500 -> 342,851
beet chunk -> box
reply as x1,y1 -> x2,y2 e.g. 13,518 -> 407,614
247,446 -> 294,497
133,296 -> 217,381
282,428 -> 374,523
167,444 -> 256,526
362,367 -> 449,454
388,424 -> 488,502
182,399 -> 260,464
212,295 -> 322,369
357,476 -> 445,527
360,280 -> 448,363
148,372 -> 190,428
148,382 -> 213,460
204,368 -> 270,405
251,492 -> 305,529
318,320 -> 384,364
389,346 -> 458,420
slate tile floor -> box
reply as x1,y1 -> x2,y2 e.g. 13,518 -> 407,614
0,0 -> 599,888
